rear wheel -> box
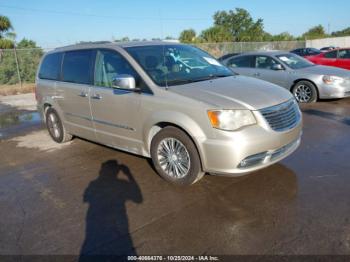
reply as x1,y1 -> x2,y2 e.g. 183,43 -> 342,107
292,81 -> 318,103
150,126 -> 204,185
45,108 -> 72,143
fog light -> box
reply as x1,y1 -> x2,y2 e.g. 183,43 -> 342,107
238,152 -> 267,168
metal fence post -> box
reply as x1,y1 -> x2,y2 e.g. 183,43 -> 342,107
13,45 -> 22,89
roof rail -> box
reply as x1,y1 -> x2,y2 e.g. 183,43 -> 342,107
54,41 -> 113,50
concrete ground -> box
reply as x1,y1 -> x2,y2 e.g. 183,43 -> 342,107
0,94 -> 350,256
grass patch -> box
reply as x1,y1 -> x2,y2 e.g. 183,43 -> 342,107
0,83 -> 35,96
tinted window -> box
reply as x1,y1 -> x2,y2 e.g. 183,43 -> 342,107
62,50 -> 93,84
292,49 -> 303,55
307,48 -> 321,55
227,56 -> 254,68
324,51 -> 337,59
39,53 -> 62,80
338,50 -> 350,59
255,55 -> 279,69
94,49 -> 144,89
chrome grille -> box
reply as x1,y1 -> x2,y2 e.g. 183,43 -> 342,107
260,99 -> 300,132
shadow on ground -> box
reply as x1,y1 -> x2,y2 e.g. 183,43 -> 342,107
79,160 -> 143,259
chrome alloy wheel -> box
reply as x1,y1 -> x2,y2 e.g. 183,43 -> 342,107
294,84 -> 312,102
157,138 -> 191,178
47,113 -> 60,138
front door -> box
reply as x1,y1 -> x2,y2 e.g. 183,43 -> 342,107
321,50 -> 338,67
252,55 -> 288,88
90,49 -> 144,154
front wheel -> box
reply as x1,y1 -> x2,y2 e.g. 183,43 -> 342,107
150,126 -> 204,185
292,81 -> 318,103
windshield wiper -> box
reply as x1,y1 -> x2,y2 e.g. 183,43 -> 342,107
191,74 -> 232,83
166,74 -> 232,86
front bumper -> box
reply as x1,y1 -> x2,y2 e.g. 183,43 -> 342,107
197,116 -> 302,176
318,81 -> 350,99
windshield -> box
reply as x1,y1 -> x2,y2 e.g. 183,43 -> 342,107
125,45 -> 233,87
276,53 -> 315,69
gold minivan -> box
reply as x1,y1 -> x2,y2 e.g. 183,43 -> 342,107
36,41 -> 302,185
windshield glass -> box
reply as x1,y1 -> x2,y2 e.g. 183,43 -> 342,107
125,45 -> 233,87
276,53 -> 314,69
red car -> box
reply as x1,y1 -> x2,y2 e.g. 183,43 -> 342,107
306,48 -> 350,70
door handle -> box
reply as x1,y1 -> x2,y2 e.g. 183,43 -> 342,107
91,94 -> 102,100
253,72 -> 261,77
78,92 -> 88,97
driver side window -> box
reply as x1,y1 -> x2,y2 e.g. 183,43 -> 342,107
94,49 -> 139,88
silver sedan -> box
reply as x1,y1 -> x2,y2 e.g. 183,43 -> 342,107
220,51 -> 350,103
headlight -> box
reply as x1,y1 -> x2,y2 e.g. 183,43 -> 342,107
207,110 -> 256,131
323,75 -> 344,84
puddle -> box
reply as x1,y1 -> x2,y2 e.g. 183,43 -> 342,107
0,111 -> 43,139
0,111 -> 41,129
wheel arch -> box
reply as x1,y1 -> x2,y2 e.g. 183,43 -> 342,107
144,113 -> 207,171
291,78 -> 319,98
147,122 -> 205,171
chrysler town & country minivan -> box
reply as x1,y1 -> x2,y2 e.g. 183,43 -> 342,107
36,41 -> 302,185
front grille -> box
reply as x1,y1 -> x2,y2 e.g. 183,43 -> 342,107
260,99 -> 300,132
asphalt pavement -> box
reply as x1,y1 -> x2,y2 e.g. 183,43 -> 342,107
0,95 -> 350,256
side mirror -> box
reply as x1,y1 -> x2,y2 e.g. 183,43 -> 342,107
272,64 -> 284,71
111,75 -> 139,91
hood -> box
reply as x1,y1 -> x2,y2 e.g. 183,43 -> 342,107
168,75 -> 292,110
299,65 -> 350,78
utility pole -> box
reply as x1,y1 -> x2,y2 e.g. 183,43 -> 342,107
13,42 -> 22,89
328,23 -> 331,36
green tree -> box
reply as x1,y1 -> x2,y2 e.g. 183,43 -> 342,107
179,29 -> 196,43
200,26 -> 233,42
213,8 -> 265,41
302,25 -> 327,40
0,15 -> 14,48
271,32 -> 295,41
0,15 -> 12,37
331,27 -> 350,37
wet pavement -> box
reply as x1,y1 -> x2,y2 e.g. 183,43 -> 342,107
0,98 -> 350,256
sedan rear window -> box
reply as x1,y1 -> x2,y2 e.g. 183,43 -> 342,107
227,56 -> 254,68
324,51 -> 337,59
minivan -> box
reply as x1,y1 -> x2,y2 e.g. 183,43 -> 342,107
36,41 -> 302,185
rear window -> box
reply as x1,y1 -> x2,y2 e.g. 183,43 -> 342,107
62,50 -> 93,84
38,53 -> 62,80
324,51 -> 337,59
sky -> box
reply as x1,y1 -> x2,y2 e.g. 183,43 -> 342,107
1,0 -> 350,48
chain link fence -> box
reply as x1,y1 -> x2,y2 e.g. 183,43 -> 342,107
0,48 -> 53,95
195,41 -> 306,58
0,41 -> 305,95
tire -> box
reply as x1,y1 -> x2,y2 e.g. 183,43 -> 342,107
150,126 -> 204,185
45,108 -> 72,143
292,80 -> 318,103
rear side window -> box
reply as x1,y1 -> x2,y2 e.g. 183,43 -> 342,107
62,50 -> 93,84
324,51 -> 337,59
38,53 -> 62,80
228,56 -> 254,68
